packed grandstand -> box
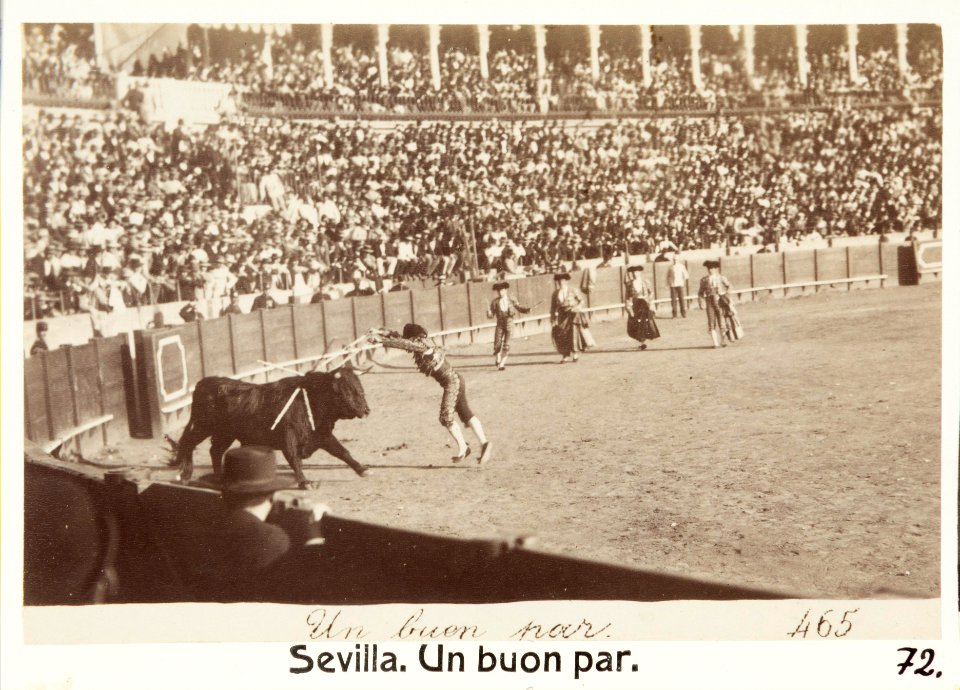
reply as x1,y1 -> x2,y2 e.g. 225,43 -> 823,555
22,23 -> 942,321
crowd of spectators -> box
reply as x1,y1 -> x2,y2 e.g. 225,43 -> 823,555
24,103 -> 941,323
22,24 -> 114,100
25,24 -> 942,114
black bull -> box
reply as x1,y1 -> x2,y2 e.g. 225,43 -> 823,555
173,367 -> 371,489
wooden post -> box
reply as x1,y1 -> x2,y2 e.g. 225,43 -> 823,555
93,338 -> 109,446
63,346 -> 82,457
749,253 -> 756,301
846,246 -> 853,290
465,281 -> 475,344
813,249 -> 819,293
227,314 -> 239,375
41,352 -> 56,440
878,241 -> 885,288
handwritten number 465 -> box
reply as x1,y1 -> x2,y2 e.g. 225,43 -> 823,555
897,648 -> 941,678
787,608 -> 858,639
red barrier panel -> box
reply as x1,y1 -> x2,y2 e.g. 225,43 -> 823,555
881,243 -> 901,285
650,260 -> 672,302
439,284 -> 470,330
719,256 -> 751,303
815,247 -> 849,286
262,307 -> 297,381
24,354 -> 51,443
848,245 -> 882,288
321,298 -> 355,349
291,303 -> 326,372
352,294 -> 384,338
44,349 -> 75,441
751,253 -> 785,297
516,274 -> 554,312
68,343 -> 105,456
411,287 -> 443,334
229,313 -> 266,377
95,336 -> 128,443
592,266 -> 624,310
199,317 -> 234,376
784,249 -> 816,296
382,290 -> 414,334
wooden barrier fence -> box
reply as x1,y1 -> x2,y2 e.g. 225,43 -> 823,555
25,244 -> 905,449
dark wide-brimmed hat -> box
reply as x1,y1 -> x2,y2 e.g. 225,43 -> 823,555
221,446 -> 295,495
492,281 -> 510,291
626,265 -> 644,273
703,260 -> 721,269
402,323 -> 429,339
554,272 -> 571,281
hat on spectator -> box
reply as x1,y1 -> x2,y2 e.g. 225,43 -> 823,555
220,446 -> 294,496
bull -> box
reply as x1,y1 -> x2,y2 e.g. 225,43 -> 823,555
172,365 -> 371,489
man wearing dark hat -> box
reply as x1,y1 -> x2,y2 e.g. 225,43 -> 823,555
697,260 -> 733,348
625,265 -> 660,349
487,281 -> 532,370
30,321 -> 50,355
550,272 -> 591,362
179,301 -> 204,323
181,446 -> 294,602
368,324 -> 492,464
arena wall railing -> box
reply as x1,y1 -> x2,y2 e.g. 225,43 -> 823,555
24,440 -> 798,605
22,243 -> 909,451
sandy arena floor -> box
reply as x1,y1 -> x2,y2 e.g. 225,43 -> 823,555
97,283 -> 942,598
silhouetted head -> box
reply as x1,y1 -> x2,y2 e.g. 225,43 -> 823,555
402,323 -> 428,340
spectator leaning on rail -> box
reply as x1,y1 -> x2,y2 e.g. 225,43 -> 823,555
170,446 -> 305,602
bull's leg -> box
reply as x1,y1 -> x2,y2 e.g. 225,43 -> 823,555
175,420 -> 210,483
277,427 -> 312,490
209,435 -> 234,477
317,435 -> 369,477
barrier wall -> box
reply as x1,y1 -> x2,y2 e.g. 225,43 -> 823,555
23,335 -> 130,457
25,444 -> 795,605
25,245 -> 899,449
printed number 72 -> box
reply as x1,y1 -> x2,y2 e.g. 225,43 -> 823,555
897,647 -> 939,677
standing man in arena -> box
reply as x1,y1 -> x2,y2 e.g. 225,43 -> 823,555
666,254 -> 689,318
368,324 -> 492,465
698,260 -> 732,349
550,272 -> 592,362
487,281 -> 532,371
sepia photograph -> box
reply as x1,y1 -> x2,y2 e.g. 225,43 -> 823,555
2,1 -> 957,688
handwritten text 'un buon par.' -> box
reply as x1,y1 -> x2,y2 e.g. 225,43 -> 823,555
305,608 -> 613,641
